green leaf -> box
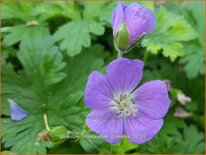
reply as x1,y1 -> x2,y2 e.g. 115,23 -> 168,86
54,20 -> 104,56
2,2 -> 35,21
1,150 -> 15,154
2,2 -> 81,22
2,63 -> 45,115
2,37 -> 68,153
143,7 -> 198,62
2,24 -> 49,46
139,125 -> 204,153
31,2 -> 81,21
53,2 -> 112,56
47,142 -> 85,154
181,125 -> 204,153
113,138 -> 138,153
18,36 -> 67,87
83,1 -> 116,24
79,132 -> 106,153
160,114 -> 185,137
2,43 -> 106,153
176,2 -> 205,79
2,116 -> 53,154
179,45 -> 204,79
2,2 -> 50,47
185,2 -> 205,47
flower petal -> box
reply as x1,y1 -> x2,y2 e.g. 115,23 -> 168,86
124,114 -> 163,144
177,93 -> 191,105
86,109 -> 123,144
112,2 -> 127,34
173,107 -> 192,118
9,99 -> 28,121
84,71 -> 114,109
106,58 -> 144,94
132,80 -> 170,119
125,3 -> 156,45
142,10 -> 156,36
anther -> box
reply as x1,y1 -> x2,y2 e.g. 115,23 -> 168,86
114,99 -> 120,104
120,94 -> 124,101
130,98 -> 135,104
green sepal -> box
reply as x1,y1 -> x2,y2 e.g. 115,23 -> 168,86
127,32 -> 147,52
38,126 -> 68,144
114,22 -> 130,52
49,126 -> 68,144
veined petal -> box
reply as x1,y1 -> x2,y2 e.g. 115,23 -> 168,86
86,109 -> 123,144
84,71 -> 114,109
125,3 -> 156,45
124,114 -> 163,144
112,2 -> 127,34
106,58 -> 144,94
132,80 -> 170,119
142,9 -> 156,36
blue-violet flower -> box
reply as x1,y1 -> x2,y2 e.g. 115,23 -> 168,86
84,58 -> 170,144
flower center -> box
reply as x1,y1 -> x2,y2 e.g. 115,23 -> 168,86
110,93 -> 137,117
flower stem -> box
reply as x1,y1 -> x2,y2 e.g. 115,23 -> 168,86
114,39 -> 124,59
143,50 -> 149,63
43,114 -> 50,131
118,51 -> 123,58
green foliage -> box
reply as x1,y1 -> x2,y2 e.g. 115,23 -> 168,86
138,110 -> 204,154
2,2 -> 37,21
179,45 -> 204,79
54,1 -> 115,56
54,20 -> 104,56
32,2 -> 81,21
2,116 -> 52,154
2,39 -> 105,153
143,7 -> 197,62
18,36 -> 67,87
113,138 -> 138,154
82,1 -> 116,23
2,38 -> 61,153
148,2 -> 205,79
184,2 -> 205,47
2,2 -> 49,46
179,2 -> 205,79
79,131 -> 107,153
139,125 -> 204,154
2,25 -> 49,47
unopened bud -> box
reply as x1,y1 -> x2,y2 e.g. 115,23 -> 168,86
114,22 -> 130,52
38,126 -> 68,144
50,126 -> 68,144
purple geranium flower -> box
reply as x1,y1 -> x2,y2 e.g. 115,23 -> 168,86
9,99 -> 28,121
84,58 -> 170,144
112,2 -> 156,50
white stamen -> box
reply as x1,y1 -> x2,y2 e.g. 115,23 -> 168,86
110,93 -> 137,117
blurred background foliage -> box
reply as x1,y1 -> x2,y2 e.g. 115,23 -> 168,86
1,1 -> 205,154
